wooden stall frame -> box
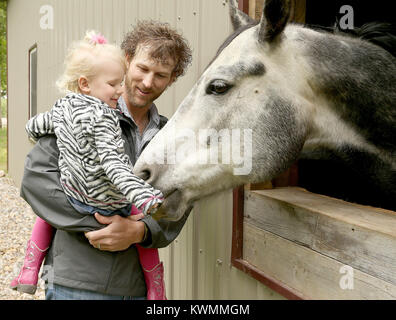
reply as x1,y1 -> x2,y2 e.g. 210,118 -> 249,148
231,0 -> 396,300
231,186 -> 305,300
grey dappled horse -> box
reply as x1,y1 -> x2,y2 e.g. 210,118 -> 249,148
135,0 -> 396,219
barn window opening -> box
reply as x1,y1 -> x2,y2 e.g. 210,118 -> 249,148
29,45 -> 37,119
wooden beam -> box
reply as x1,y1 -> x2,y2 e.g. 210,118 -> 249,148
232,257 -> 305,299
244,188 -> 396,294
232,186 -> 245,261
249,0 -> 264,20
248,0 -> 306,22
244,222 -> 396,299
291,0 -> 306,23
238,0 -> 249,14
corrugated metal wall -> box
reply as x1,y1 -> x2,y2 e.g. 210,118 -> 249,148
7,0 -> 283,299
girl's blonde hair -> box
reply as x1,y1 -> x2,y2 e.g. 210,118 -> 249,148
56,30 -> 127,94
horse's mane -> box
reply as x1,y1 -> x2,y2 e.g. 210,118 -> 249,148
307,22 -> 396,58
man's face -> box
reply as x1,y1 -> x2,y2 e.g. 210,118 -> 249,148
124,46 -> 176,109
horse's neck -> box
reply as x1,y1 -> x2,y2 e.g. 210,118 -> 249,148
305,103 -> 367,150
304,102 -> 395,170
298,27 -> 396,153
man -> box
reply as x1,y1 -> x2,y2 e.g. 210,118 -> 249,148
20,20 -> 192,300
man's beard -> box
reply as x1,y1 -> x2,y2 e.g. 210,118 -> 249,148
125,83 -> 148,109
124,73 -> 164,109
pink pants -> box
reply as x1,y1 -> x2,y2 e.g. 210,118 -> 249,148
30,207 -> 160,272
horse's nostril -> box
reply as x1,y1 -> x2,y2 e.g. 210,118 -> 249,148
143,170 -> 151,181
137,169 -> 151,181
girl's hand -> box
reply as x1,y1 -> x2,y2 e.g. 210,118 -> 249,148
147,203 -> 160,215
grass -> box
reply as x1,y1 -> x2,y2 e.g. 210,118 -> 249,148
0,126 -> 7,172
1,97 -> 6,118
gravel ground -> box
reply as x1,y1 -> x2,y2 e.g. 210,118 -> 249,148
0,176 -> 45,300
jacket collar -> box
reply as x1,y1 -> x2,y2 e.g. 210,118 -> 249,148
117,96 -> 160,127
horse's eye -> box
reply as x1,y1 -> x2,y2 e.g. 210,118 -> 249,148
207,80 -> 232,95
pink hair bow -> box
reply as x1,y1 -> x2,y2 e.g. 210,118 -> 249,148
91,33 -> 108,45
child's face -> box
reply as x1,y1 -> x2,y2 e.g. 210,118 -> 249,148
88,59 -> 125,109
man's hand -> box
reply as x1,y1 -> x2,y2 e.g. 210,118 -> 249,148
85,213 -> 145,252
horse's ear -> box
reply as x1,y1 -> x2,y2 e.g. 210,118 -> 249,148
229,0 -> 255,31
258,0 -> 291,43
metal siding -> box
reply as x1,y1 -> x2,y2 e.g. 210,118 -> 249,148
7,0 -> 282,300
111,0 -> 125,45
124,0 -> 139,32
102,0 -> 113,39
137,0 -> 155,20
173,0 -> 200,115
7,0 -> 41,185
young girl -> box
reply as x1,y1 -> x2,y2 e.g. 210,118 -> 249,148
10,31 -> 166,300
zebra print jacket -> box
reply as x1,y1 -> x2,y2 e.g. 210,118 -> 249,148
25,93 -> 163,214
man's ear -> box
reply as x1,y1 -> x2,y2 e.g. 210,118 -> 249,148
78,76 -> 90,94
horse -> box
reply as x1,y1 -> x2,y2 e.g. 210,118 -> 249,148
134,0 -> 396,220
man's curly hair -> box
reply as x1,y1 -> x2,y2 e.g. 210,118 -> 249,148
121,20 -> 192,81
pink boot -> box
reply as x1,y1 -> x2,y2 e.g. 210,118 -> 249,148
10,240 -> 48,294
131,204 -> 167,300
142,261 -> 167,300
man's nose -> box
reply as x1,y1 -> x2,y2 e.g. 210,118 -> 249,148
142,73 -> 154,89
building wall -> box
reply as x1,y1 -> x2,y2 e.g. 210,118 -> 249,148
7,0 -> 283,300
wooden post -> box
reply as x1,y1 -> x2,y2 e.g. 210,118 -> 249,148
248,0 -> 306,22
238,0 -> 249,14
290,0 -> 306,23
249,0 -> 264,20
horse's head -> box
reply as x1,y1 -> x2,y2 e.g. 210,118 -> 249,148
135,0 -> 313,220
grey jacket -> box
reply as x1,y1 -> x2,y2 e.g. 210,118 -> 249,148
20,109 -> 191,296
